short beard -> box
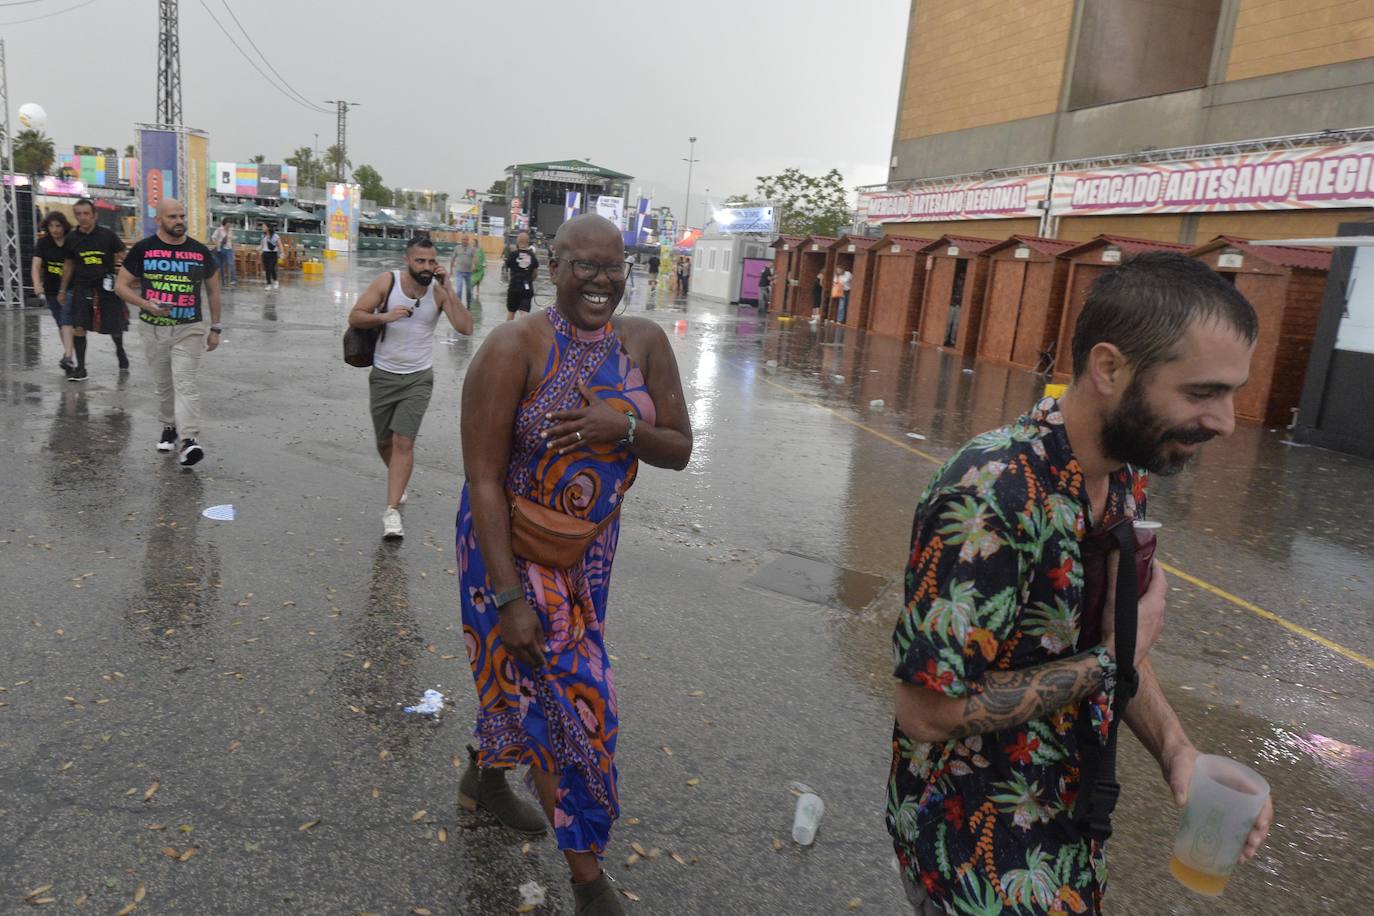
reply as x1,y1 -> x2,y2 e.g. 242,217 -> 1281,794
408,268 -> 434,286
1100,375 -> 1215,476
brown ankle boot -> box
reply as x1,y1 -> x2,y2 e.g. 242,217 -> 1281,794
456,745 -> 548,835
573,872 -> 625,915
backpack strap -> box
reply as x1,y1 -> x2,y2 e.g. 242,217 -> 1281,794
1073,519 -> 1141,844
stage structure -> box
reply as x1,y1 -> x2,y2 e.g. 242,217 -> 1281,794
504,159 -> 632,237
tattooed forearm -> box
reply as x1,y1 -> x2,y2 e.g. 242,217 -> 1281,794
945,651 -> 1105,740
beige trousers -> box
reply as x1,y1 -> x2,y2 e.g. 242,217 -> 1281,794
138,320 -> 206,439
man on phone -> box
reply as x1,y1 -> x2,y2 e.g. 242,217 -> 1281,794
115,198 -> 222,466
886,254 -> 1273,914
348,236 -> 474,539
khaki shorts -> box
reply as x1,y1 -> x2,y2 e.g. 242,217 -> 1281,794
369,366 -> 433,441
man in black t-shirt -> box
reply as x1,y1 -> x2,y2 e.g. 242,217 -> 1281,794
504,231 -> 538,320
30,211 -> 77,373
758,264 -> 773,313
65,198 -> 129,380
115,198 -> 223,467
648,253 -> 660,291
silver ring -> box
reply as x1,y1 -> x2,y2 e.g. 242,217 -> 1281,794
575,431 -> 583,441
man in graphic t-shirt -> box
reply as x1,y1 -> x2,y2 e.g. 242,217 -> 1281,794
65,198 -> 129,380
31,211 -> 77,374
115,198 -> 223,467
504,231 -> 538,320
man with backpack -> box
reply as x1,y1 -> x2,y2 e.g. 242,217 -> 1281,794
347,236 -> 474,539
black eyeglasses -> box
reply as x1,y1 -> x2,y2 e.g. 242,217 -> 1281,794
567,259 -> 626,281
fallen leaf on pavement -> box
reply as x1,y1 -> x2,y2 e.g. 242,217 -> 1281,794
625,853 -> 640,867
160,847 -> 179,858
145,824 -> 166,831
298,819 -> 320,832
848,898 -> 862,909
686,777 -> 700,788
134,884 -> 146,903
227,740 -> 241,753
411,909 -> 433,915
371,786 -> 381,799
620,890 -> 641,901
57,761 -> 73,772
671,852 -> 687,865
437,827 -> 447,843
115,903 -> 136,916
23,885 -> 53,901
661,746 -> 673,756
143,780 -> 161,802
410,810 -> 427,823
631,841 -> 648,857
772,838 -> 784,851
687,690 -> 704,697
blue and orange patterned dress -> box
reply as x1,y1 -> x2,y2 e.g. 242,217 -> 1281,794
457,306 -> 655,857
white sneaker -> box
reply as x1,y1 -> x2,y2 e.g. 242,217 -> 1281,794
382,506 -> 404,539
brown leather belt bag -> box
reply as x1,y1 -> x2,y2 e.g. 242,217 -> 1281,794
509,494 -> 620,569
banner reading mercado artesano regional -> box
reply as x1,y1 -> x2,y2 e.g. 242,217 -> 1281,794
859,174 -> 1050,224
1052,141 -> 1374,216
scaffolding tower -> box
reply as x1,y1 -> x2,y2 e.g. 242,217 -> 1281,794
0,39 -> 23,308
156,0 -> 183,126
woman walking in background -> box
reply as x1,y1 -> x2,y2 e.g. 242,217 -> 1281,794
259,223 -> 281,289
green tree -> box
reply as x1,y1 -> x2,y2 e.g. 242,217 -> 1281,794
352,164 -> 391,206
285,146 -> 320,189
323,144 -> 350,181
748,167 -> 853,236
74,144 -> 99,156
251,154 -> 266,164
14,129 -> 55,174
484,178 -> 507,199
124,144 -> 135,157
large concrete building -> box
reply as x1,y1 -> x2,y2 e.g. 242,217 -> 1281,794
870,0 -> 1374,243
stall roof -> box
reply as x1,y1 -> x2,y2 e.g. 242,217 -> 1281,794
770,235 -> 805,249
828,234 -> 881,251
1189,235 -> 1331,271
876,235 -> 935,252
918,234 -> 1001,255
1060,234 -> 1192,259
983,235 -> 1078,257
506,159 -> 633,180
797,235 -> 839,250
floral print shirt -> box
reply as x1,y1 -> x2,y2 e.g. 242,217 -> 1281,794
887,398 -> 1147,915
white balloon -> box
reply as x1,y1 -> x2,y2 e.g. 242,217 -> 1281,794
17,102 -> 46,130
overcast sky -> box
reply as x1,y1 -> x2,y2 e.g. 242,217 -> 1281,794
6,0 -> 909,220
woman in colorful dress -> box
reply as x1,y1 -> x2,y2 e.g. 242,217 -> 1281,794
457,214 -> 693,915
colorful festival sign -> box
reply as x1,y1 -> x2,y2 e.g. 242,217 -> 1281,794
859,175 -> 1050,224
185,133 -> 209,241
235,163 -> 258,196
326,181 -> 360,252
1052,141 -> 1374,216
138,128 -> 177,237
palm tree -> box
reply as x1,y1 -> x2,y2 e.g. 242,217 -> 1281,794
285,146 -> 324,189
14,129 -> 55,175
323,144 -> 350,182
124,144 -> 135,157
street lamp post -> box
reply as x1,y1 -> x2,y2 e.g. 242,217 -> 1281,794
682,137 -> 699,239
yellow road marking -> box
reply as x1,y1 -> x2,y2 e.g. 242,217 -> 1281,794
756,372 -> 1374,671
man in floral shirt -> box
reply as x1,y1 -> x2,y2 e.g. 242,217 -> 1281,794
887,254 -> 1274,915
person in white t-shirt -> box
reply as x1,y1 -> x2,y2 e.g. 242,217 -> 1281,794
210,218 -> 236,286
835,266 -> 854,324
348,236 -> 474,539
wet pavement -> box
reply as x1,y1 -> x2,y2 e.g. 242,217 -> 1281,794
1,256 -> 1371,915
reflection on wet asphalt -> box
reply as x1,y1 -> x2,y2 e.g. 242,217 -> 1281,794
1,256 -> 1370,914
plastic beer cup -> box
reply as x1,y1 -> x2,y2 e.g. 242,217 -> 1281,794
1170,755 -> 1270,895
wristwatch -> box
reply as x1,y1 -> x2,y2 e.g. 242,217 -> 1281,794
619,412 -> 638,447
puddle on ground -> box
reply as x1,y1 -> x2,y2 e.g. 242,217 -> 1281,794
745,552 -> 888,612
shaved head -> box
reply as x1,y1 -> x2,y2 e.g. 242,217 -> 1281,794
155,196 -> 188,239
554,214 -> 622,259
